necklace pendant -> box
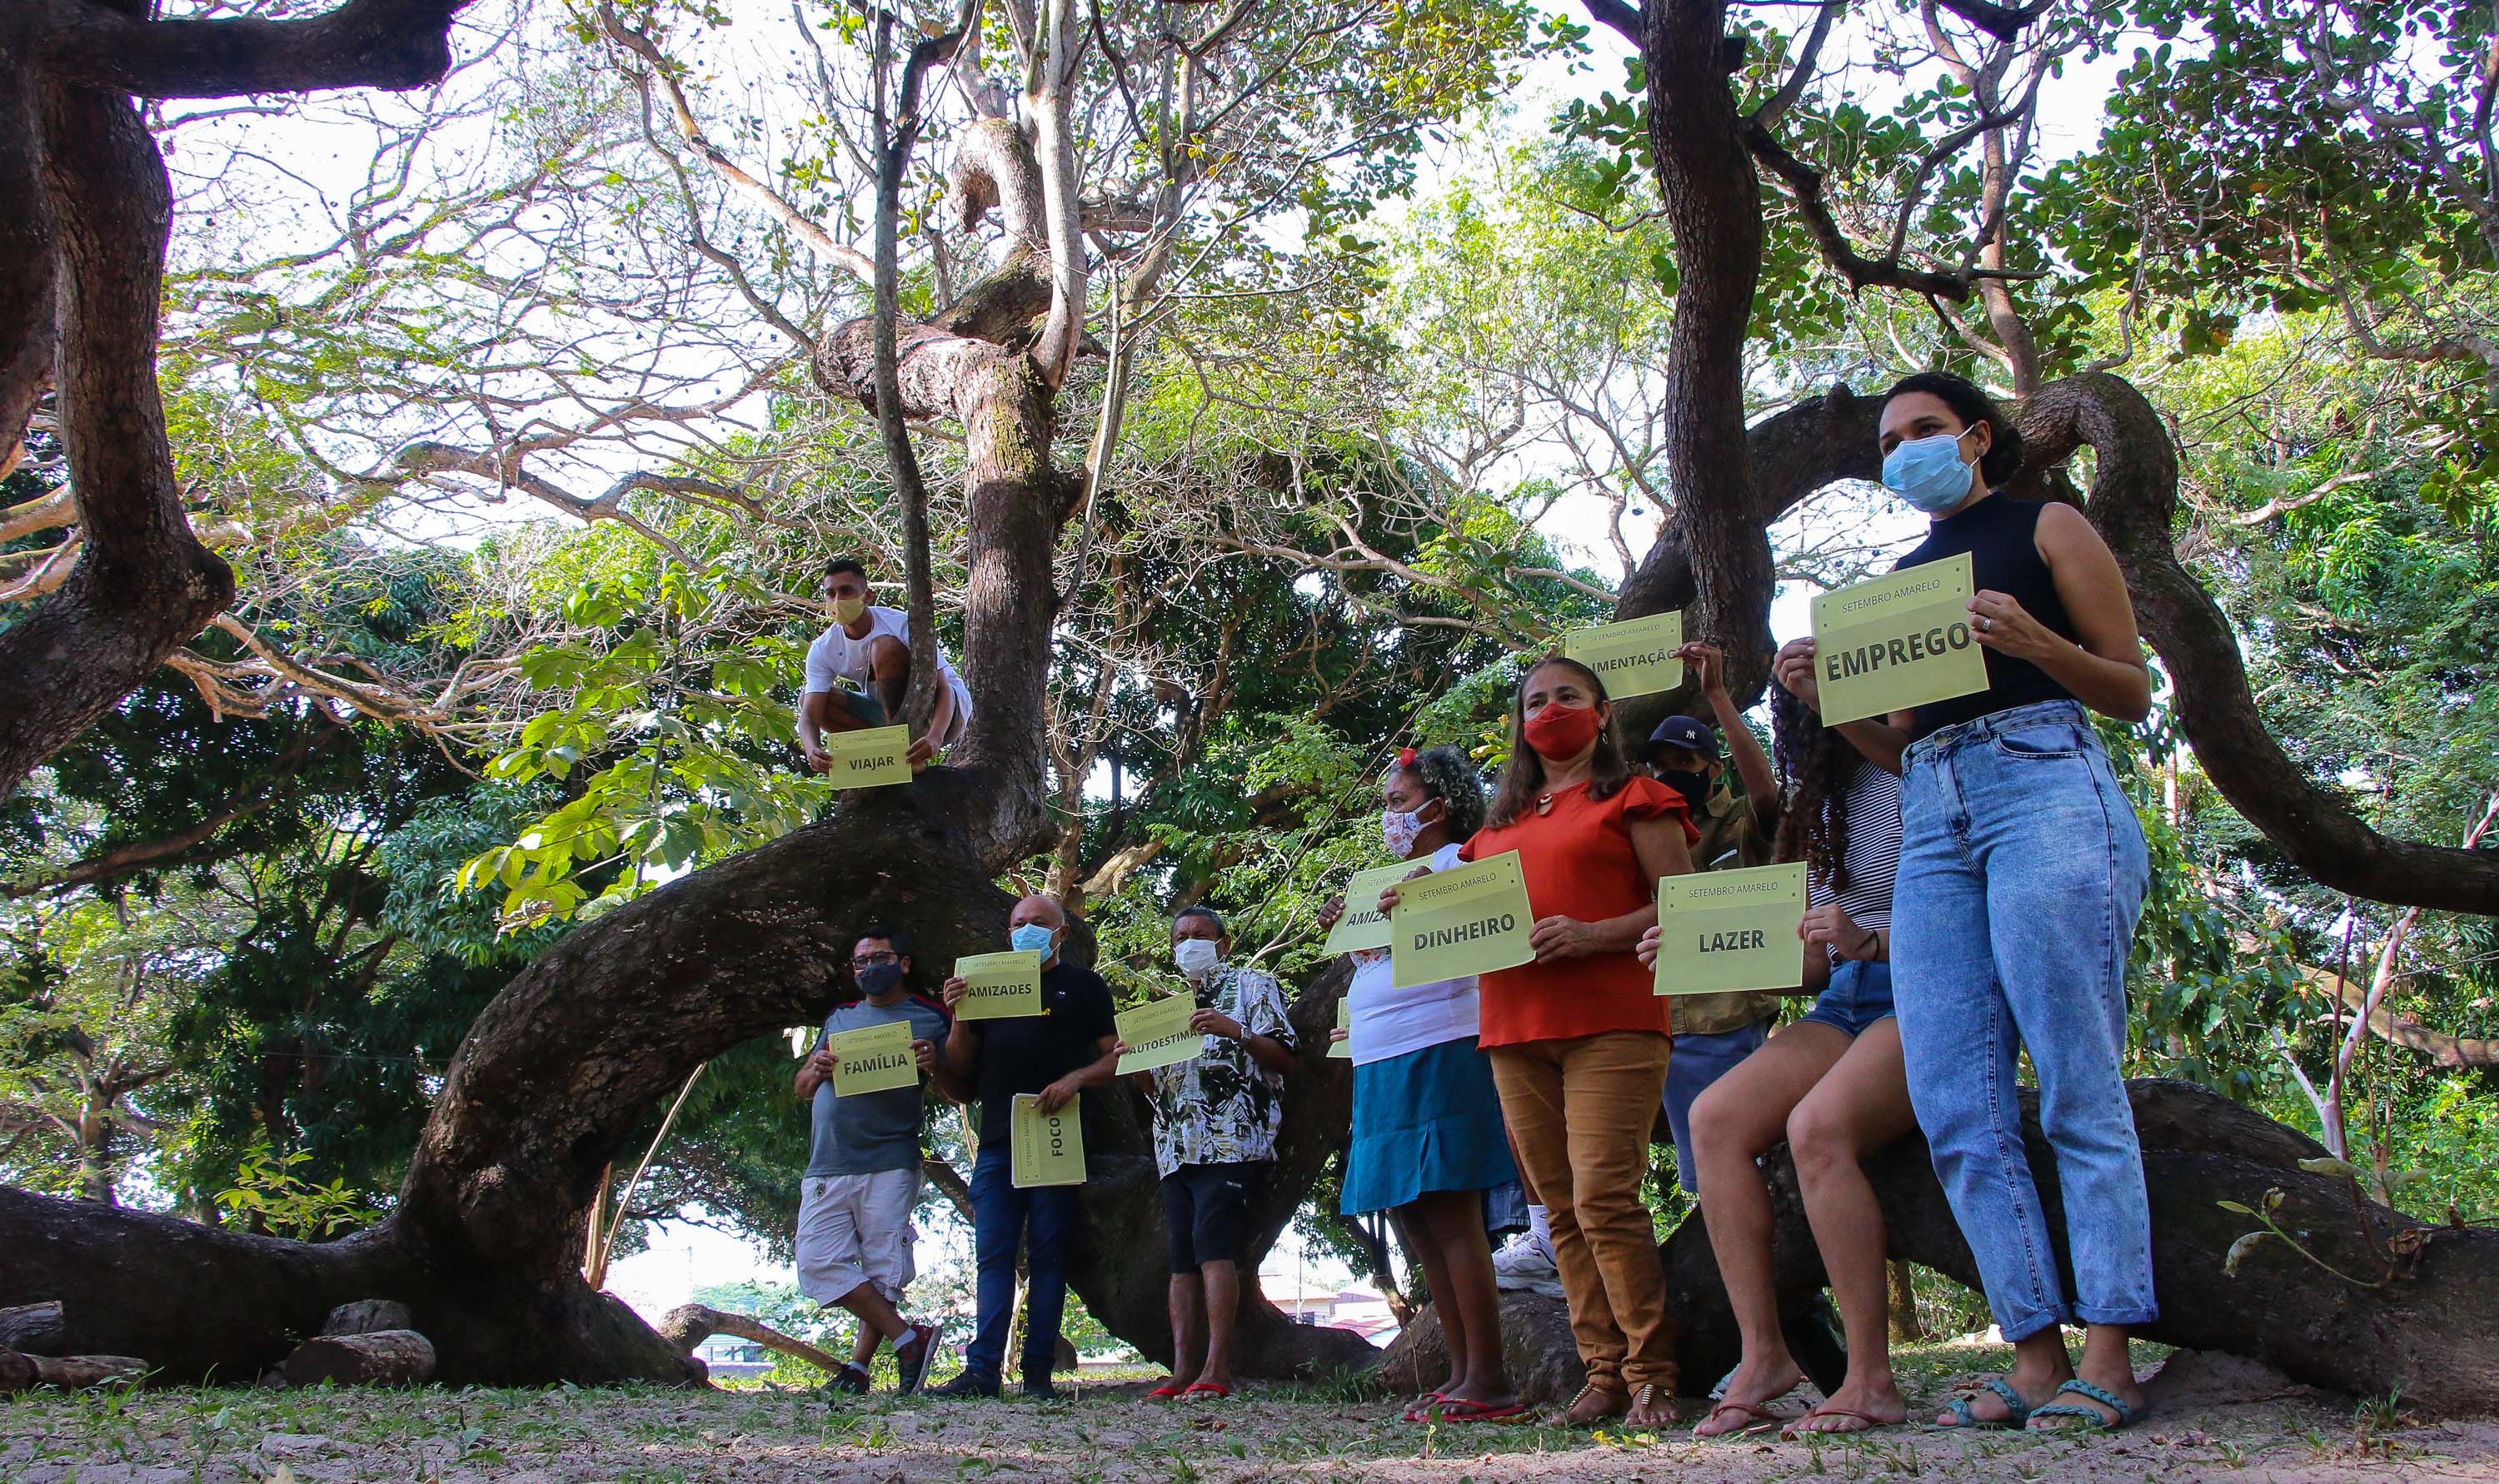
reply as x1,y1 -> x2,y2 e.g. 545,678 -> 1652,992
1536,793 -> 1554,816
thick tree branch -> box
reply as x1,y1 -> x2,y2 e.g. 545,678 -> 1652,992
32,0 -> 469,98
1742,120 -> 2042,301
1928,0 -> 2047,42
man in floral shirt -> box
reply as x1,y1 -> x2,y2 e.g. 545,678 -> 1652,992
1121,906 -> 1297,1400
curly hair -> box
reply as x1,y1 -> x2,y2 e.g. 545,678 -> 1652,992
1389,744 -> 1487,840
1484,655 -> 1634,830
1882,371 -> 2027,490
1770,685 -> 1863,893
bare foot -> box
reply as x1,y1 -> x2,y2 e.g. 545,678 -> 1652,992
1564,1384 -> 1629,1427
1437,1381 -> 1519,1412
1692,1357 -> 1804,1438
2026,1372 -> 2147,1432
1934,1368 -> 2067,1428
1624,1383 -> 1685,1430
1783,1374 -> 1909,1437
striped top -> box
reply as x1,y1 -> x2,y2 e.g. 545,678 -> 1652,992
1808,764 -> 1901,964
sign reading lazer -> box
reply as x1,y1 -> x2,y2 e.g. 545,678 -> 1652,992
1651,862 -> 1808,997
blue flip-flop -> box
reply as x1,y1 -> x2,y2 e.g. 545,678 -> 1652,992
1936,1377 -> 2035,1430
2026,1378 -> 2147,1432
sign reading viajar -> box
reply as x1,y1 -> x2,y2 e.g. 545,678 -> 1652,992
1808,553 -> 1989,726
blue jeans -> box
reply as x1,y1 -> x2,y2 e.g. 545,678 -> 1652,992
1661,1019 -> 1771,1193
1893,700 -> 2154,1341
965,1146 -> 1077,1379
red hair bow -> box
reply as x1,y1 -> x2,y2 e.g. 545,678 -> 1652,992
1394,747 -> 1417,767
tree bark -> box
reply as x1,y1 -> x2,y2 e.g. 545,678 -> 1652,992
282,1330 -> 437,1387
3,1352 -> 147,1391
1449,1078 -> 2499,1412
0,1301 -> 67,1354
318,1300 -> 416,1337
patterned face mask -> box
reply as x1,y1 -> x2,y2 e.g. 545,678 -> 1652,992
1381,799 -> 1439,855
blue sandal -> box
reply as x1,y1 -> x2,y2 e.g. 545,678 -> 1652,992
2027,1378 -> 2146,1432
1938,1377 -> 2034,1430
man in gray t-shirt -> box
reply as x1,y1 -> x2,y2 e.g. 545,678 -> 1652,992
791,928 -> 960,1393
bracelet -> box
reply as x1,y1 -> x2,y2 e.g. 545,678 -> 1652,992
1857,927 -> 1878,957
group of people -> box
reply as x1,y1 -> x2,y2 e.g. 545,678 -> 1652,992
785,371 -> 2162,1438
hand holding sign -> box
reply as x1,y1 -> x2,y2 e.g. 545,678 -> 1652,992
1389,850 -> 1536,989
1115,993 -> 1201,1075
1651,862 -> 1808,996
1808,553 -> 1989,725
1322,862 -> 1415,955
828,1020 -> 919,1096
1010,1093 -> 1085,1188
818,725 -> 914,789
1561,611 -> 1683,700
950,950 -> 1043,1021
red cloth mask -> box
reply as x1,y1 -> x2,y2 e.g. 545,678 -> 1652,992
1522,701 -> 1604,760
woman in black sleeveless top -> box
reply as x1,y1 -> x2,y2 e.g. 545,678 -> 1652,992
1773,372 -> 2156,1435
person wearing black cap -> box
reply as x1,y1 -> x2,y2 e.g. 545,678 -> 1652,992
1641,642 -> 1783,1194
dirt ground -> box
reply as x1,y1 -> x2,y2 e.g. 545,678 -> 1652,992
6,1343 -> 2495,1483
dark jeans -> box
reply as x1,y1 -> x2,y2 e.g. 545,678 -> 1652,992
965,1145 -> 1077,1380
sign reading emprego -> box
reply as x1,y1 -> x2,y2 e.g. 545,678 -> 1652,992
1808,553 -> 1989,726
1389,850 -> 1536,989
1561,610 -> 1684,700
1651,862 -> 1808,996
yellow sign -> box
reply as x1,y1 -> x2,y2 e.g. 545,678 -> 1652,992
1389,850 -> 1537,989
951,949 -> 1043,1021
821,724 -> 913,789
829,1019 -> 918,1096
1010,1093 -> 1086,1188
1808,554 -> 1989,726
1562,611 -> 1684,700
1329,996 -> 1353,1058
1323,861 -> 1418,955
1651,863 -> 1808,996
1115,993 -> 1201,1075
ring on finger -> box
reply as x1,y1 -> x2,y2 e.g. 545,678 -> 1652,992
1976,615 -> 1993,632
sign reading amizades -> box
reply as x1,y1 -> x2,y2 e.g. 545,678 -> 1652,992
1808,553 -> 1990,726
1388,850 -> 1537,989
1560,610 -> 1684,700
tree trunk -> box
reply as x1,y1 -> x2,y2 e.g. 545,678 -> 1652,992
282,1330 -> 436,1387
1885,1259 -> 1925,1345
1456,1078 -> 2499,1412
0,1350 -> 146,1391
1063,957 -> 1383,1379
318,1300 -> 416,1337
0,1301 -> 67,1353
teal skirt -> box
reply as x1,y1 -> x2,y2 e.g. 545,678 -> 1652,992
1341,1036 -> 1518,1214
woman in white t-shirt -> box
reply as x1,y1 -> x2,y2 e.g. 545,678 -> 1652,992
1317,745 -> 1520,1422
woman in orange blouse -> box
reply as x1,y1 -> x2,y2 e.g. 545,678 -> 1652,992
1389,655 -> 1696,1427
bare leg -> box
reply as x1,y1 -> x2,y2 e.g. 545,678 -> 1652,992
1783,1021 -> 1918,1433
1686,1023 -> 1848,1437
1199,1261 -> 1240,1391
1165,1272 -> 1205,1390
836,1281 -> 910,1348
1414,1189 -> 1514,1407
867,633 -> 909,718
1397,1200 -> 1467,1397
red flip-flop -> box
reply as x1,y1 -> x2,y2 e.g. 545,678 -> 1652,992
1400,1391 -> 1450,1422
1145,1378 -> 1189,1400
1435,1397 -> 1531,1423
1181,1382 -> 1232,1400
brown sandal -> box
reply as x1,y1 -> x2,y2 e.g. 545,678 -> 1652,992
1564,1382 -> 1629,1426
1624,1382 -> 1682,1428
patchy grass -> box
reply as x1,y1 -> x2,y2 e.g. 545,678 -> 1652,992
3,1344 -> 2494,1483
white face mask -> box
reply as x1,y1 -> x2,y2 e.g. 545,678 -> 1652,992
1173,937 -> 1223,979
1382,799 -> 1437,855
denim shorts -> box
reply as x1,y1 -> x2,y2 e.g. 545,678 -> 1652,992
1798,959 -> 1895,1038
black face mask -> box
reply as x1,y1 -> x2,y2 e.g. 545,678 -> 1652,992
856,963 -> 905,998
1658,769 -> 1712,809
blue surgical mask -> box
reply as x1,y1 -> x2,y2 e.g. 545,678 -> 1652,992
1882,429 -> 1978,514
1010,923 -> 1055,958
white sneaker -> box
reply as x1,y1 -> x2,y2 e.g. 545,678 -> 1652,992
1490,1231 -> 1564,1297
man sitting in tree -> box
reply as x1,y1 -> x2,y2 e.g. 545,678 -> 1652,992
799,557 -> 972,773
792,927 -> 960,1394
1125,907 -> 1297,1402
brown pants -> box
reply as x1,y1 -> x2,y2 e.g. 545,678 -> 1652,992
1488,1030 -> 1676,1395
